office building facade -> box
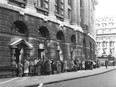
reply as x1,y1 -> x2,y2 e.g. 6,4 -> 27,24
0,0 -> 97,77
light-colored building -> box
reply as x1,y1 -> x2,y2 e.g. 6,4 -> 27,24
0,0 -> 97,77
95,17 -> 116,59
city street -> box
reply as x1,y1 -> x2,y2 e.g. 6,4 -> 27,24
0,66 -> 116,87
44,69 -> 116,87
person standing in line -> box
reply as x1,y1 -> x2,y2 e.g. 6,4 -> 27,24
17,61 -> 23,77
29,60 -> 35,76
60,60 -> 64,73
36,59 -> 42,76
70,59 -> 74,71
34,58 -> 39,75
63,60 -> 68,72
45,59 -> 52,75
24,59 -> 29,76
56,60 -> 61,73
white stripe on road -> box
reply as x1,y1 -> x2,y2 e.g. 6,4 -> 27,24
0,78 -> 19,85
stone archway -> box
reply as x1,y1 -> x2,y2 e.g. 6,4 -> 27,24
71,34 -> 76,44
38,26 -> 50,61
70,34 -> 76,60
39,26 -> 50,39
10,39 -> 33,76
56,31 -> 65,61
56,31 -> 65,42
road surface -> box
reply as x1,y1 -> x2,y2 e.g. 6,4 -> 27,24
44,69 -> 116,87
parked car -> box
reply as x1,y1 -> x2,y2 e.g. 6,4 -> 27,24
85,60 -> 93,70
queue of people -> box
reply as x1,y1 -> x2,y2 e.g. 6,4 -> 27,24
15,58 -> 99,77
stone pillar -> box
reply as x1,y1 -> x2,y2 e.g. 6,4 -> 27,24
11,48 -> 17,77
71,0 -> 77,25
48,0 -> 56,18
11,49 -> 16,67
77,0 -> 80,25
83,0 -> 88,25
71,0 -> 80,25
64,0 -> 69,22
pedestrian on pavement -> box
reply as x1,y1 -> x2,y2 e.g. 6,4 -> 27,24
34,58 -> 39,75
56,60 -> 61,73
17,61 -> 23,77
60,60 -> 64,73
29,60 -> 35,76
24,59 -> 29,76
74,60 -> 78,71
45,59 -> 52,75
105,60 -> 108,69
70,59 -> 74,71
63,60 -> 68,72
82,61 -> 85,70
52,61 -> 57,74
37,59 -> 42,76
41,60 -> 45,75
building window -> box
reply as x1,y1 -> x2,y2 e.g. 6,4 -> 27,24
68,0 -> 71,5
96,23 -> 100,27
8,0 -> 26,8
102,41 -> 107,48
55,0 -> 64,16
97,42 -> 100,48
109,22 -> 114,26
68,9 -> 71,22
110,49 -> 114,55
35,0 -> 48,9
102,23 -> 107,27
110,41 -> 114,48
35,0 -> 49,15
97,29 -> 102,34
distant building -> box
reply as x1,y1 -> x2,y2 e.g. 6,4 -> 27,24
95,17 -> 116,65
0,0 -> 97,77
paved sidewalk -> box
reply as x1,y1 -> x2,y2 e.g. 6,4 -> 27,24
0,66 -> 116,87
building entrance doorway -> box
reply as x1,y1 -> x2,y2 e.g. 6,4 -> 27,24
10,39 -> 33,76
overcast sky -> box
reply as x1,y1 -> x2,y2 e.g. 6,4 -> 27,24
95,0 -> 116,18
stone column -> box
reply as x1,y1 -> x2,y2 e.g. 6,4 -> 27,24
83,0 -> 88,25
11,48 -> 17,77
77,0 -> 80,25
64,0 -> 69,22
71,0 -> 77,25
48,0 -> 56,18
71,0 -> 80,25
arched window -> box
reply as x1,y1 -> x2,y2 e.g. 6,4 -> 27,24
56,31 -> 65,42
39,26 -> 50,39
12,21 -> 27,34
71,34 -> 76,44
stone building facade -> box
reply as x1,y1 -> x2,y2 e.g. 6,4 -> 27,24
95,17 -> 116,61
0,0 -> 97,77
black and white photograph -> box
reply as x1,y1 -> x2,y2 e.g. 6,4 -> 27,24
0,0 -> 116,87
